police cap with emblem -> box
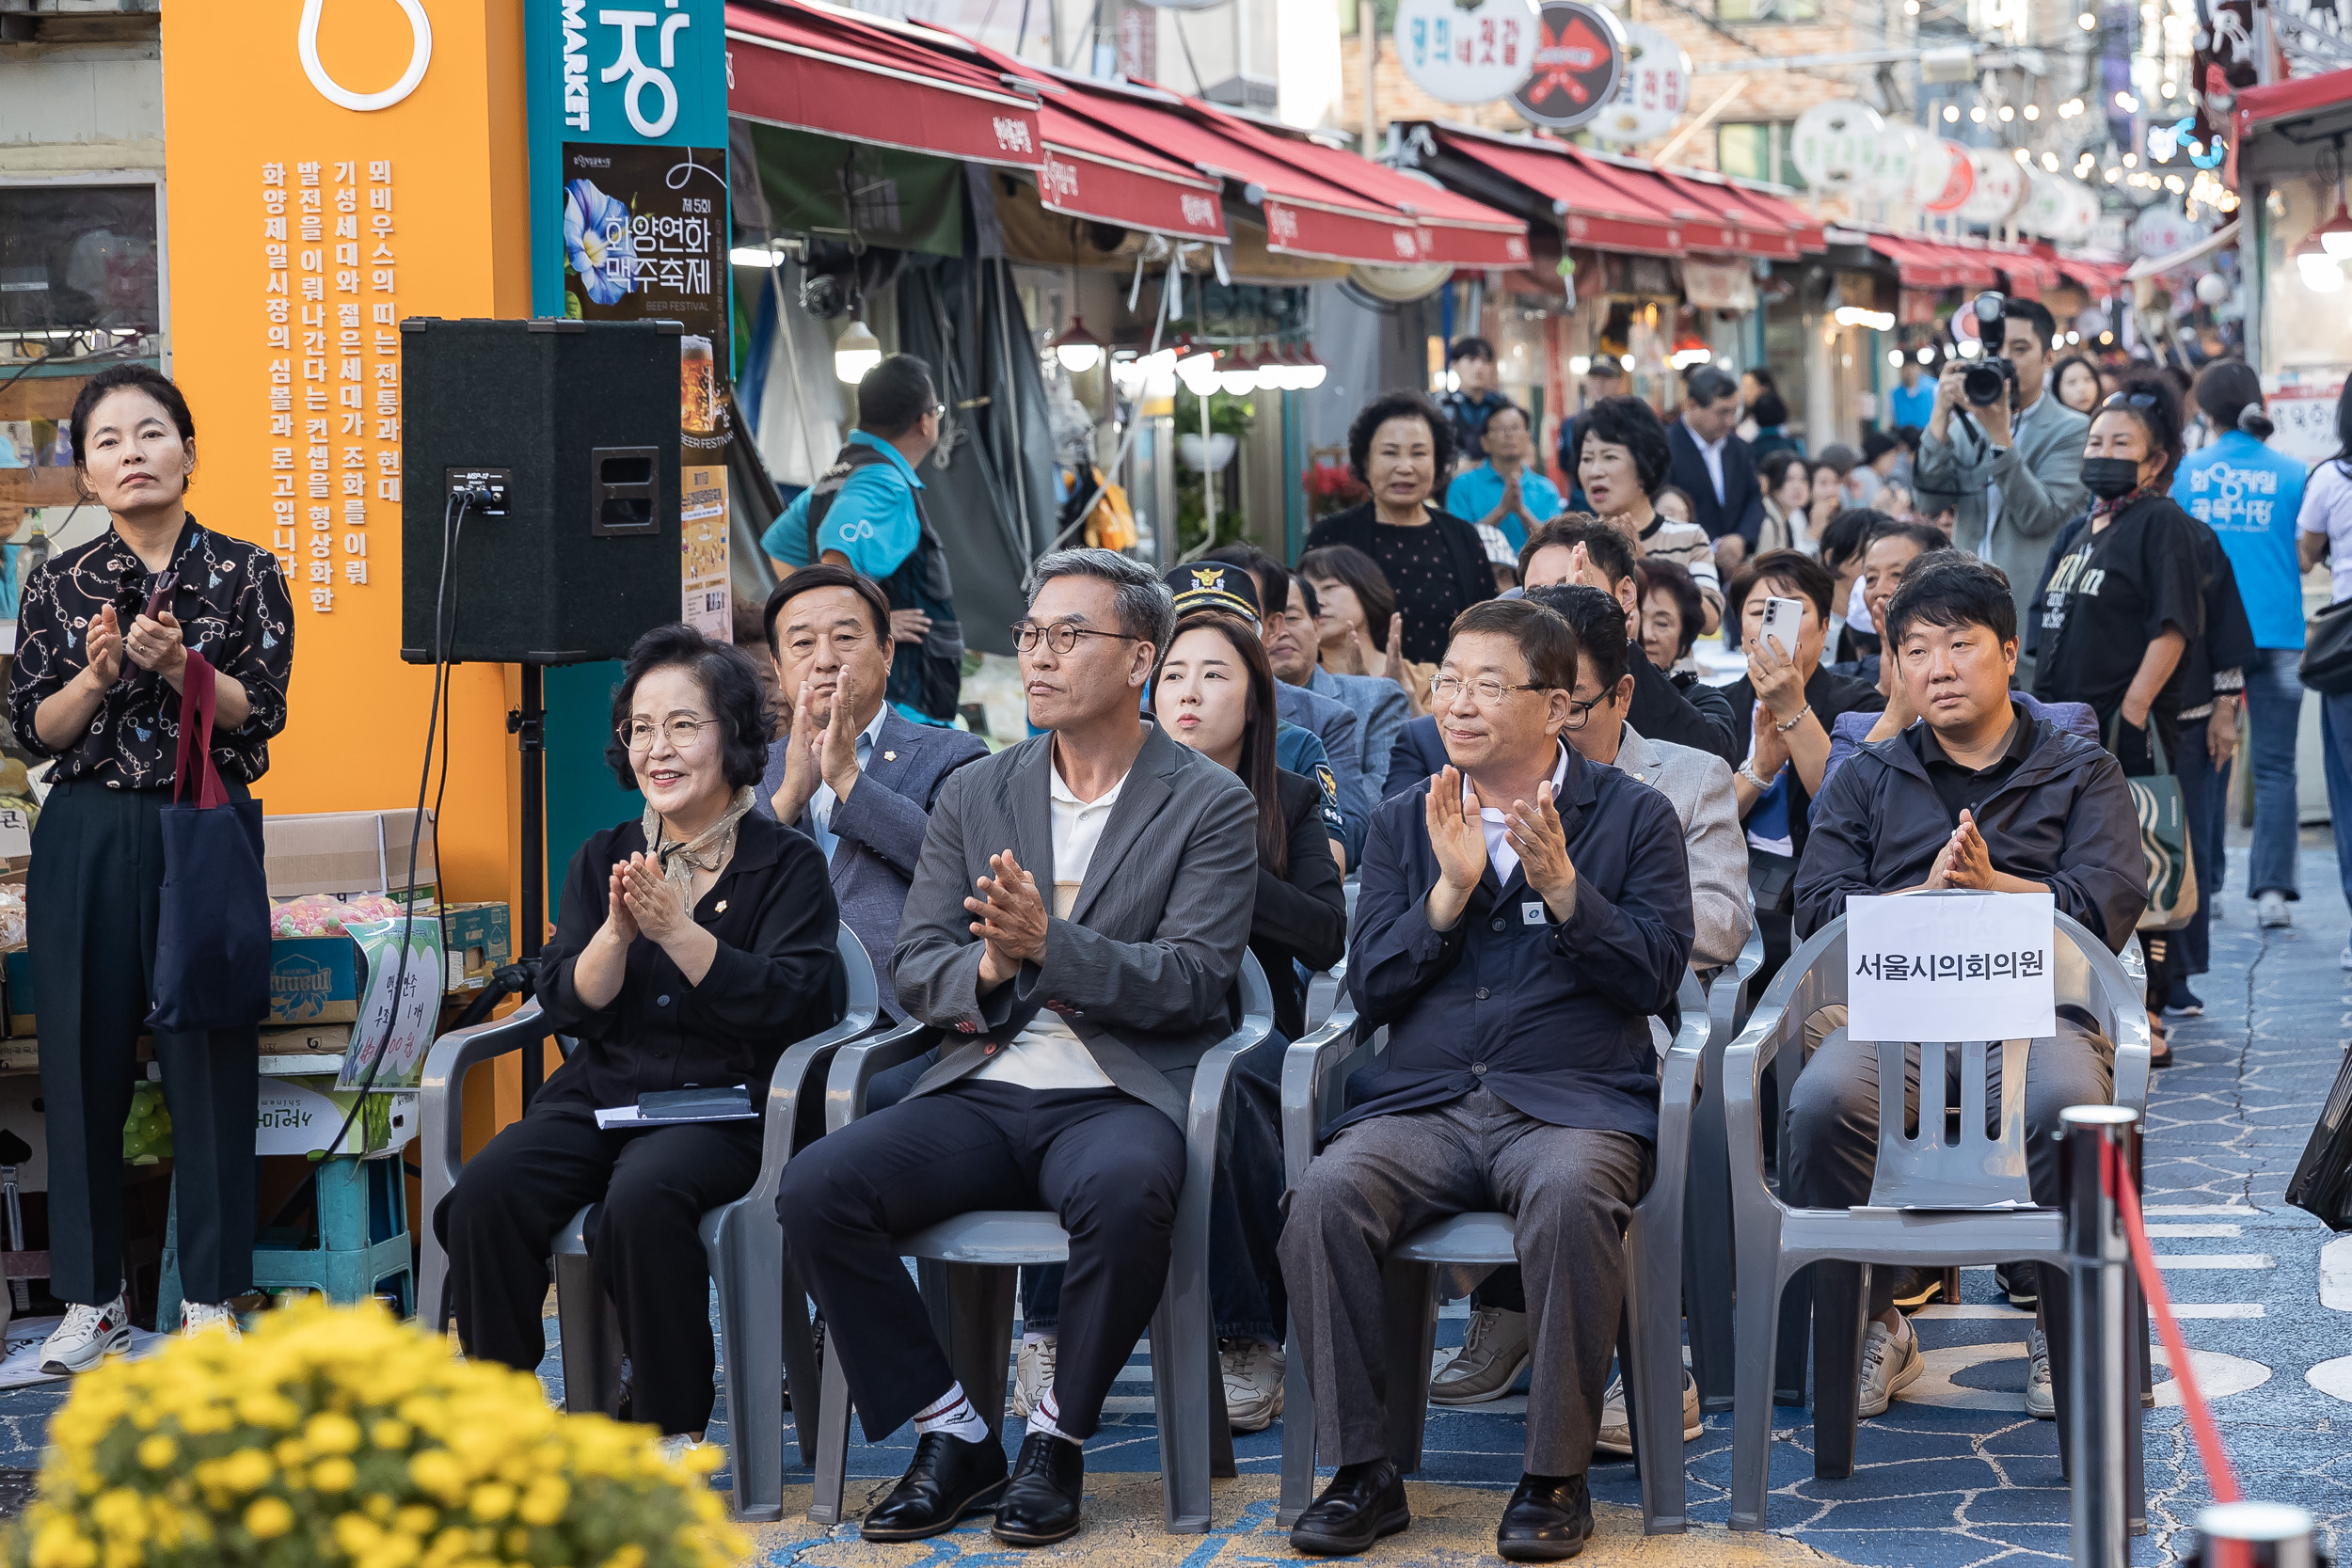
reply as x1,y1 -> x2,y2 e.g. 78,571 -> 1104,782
1162,561 -> 1261,622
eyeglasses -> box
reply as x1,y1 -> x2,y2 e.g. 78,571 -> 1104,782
1562,693 -> 1604,729
1430,674 -> 1549,706
616,715 -> 715,752
932,402 -> 948,420
2100,391 -> 2160,411
1011,621 -> 1140,655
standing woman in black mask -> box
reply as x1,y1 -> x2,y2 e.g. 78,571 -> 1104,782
2029,376 -> 2202,1056
7,364 -> 294,1366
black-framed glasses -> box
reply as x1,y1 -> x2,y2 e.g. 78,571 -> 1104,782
1562,693 -> 1604,729
1430,674 -> 1548,706
1011,621 -> 1141,655
616,715 -> 715,752
2101,391 -> 2160,411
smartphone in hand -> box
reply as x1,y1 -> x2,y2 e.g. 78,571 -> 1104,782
1759,594 -> 1804,661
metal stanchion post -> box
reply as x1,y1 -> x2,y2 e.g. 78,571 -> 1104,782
2190,1501 -> 2324,1568
2062,1102 -> 2140,1568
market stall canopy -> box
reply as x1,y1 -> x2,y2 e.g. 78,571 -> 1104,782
1985,242 -> 2059,294
2124,218 -> 2240,282
1852,231 -> 2001,291
2233,68 -> 2352,182
1412,123 -> 1822,261
725,0 -> 1044,169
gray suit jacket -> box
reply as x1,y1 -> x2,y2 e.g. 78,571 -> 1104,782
1914,395 -> 2091,635
1611,722 -> 1751,970
755,708 -> 989,1021
892,721 -> 1260,1125
1307,664 -> 1411,817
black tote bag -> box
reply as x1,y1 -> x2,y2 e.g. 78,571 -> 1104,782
147,652 -> 271,1034
2300,598 -> 2352,696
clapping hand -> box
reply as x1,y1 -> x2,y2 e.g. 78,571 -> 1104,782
620,852 -> 692,943
81,604 -> 124,689
818,668 -> 865,800
603,860 -> 641,945
1748,698 -> 1790,784
124,610 -> 187,680
1940,810 -> 1998,890
771,680 -> 824,824
1504,780 -> 1576,916
1424,766 -> 1487,895
966,850 -> 1048,984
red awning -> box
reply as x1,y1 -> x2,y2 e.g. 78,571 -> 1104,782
1648,169 -> 1806,259
1987,243 -> 2058,295
1720,183 -> 1828,254
2234,66 -> 2352,137
1867,234 -> 1956,289
1571,150 -> 1744,254
1429,129 -> 1687,257
726,1 -> 1044,168
1181,104 -> 1529,267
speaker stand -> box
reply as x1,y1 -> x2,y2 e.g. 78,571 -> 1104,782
508,664 -> 548,1103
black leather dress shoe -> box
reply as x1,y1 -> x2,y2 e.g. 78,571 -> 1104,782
991,1432 -> 1086,1545
859,1432 -> 1008,1543
1290,1458 -> 1410,1556
1496,1471 -> 1594,1562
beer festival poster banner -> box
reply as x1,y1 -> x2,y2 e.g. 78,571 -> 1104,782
1844,891 -> 2058,1044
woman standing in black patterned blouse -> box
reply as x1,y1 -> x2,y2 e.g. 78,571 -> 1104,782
1302,391 -> 1495,666
6,364 -> 294,1369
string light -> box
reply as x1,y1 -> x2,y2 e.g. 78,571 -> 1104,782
2078,9 -> 2096,24
2115,91 -> 2139,111
1971,105 -> 1988,122
2025,103 -> 2041,119
1944,104 -> 1962,121
2043,151 -> 2061,170
1999,104 -> 2016,120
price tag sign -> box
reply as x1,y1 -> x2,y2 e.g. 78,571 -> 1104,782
2270,380 -> 2348,464
0,809 -> 27,860
1844,892 -> 2057,1044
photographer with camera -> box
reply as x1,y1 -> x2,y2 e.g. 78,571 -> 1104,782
1914,294 -> 2090,650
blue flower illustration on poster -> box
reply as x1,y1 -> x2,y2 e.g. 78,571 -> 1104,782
563,178 -> 637,305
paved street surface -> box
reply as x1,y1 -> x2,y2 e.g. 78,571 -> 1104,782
0,847 -> 2344,1566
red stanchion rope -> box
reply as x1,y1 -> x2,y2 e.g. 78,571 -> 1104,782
2104,1138 -> 2243,1513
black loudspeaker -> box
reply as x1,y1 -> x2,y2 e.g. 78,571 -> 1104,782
399,317 -> 684,664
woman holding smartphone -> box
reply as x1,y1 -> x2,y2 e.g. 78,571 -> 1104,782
1722,550 -> 1883,983
6,365 -> 294,1366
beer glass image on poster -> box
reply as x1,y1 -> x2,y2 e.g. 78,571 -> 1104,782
1844,891 -> 2057,1044
558,141 -> 729,380
335,916 -> 445,1089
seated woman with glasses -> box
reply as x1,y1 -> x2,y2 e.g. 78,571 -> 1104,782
435,624 -> 841,1460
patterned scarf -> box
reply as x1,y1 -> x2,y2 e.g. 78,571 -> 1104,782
642,786 -> 755,901
2089,483 -> 2159,527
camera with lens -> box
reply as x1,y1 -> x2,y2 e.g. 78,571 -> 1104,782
1958,291 -> 2019,409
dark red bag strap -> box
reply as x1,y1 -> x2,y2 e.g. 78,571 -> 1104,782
170,651 -> 225,809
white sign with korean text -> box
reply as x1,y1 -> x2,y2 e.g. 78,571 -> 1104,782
1845,892 -> 2056,1044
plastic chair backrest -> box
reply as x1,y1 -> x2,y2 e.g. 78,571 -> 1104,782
1794,895 -> 2131,1210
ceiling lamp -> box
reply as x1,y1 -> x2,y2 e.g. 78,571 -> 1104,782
1216,347 -> 1260,396
1174,340 -> 1218,396
833,319 -> 882,385
2296,230 -> 2345,293
2314,192 -> 2352,259
1047,315 -> 1105,373
1291,341 -> 1328,390
1263,343 -> 1305,392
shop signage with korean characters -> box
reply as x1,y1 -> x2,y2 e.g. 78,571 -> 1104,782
1512,1 -> 1626,132
1395,0 -> 1540,106
1588,23 -> 1690,145
1844,892 -> 2057,1044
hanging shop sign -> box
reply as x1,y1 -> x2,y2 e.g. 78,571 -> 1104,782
2131,204 -> 2208,259
1511,0 -> 1626,131
1959,149 -> 2026,224
1588,23 -> 1690,144
1924,138 -> 1976,212
1395,0 -> 1541,105
1865,121 -> 1931,202
1788,100 -> 1884,193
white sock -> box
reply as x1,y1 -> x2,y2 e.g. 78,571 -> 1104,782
1025,1390 -> 1081,1446
913,1383 -> 993,1445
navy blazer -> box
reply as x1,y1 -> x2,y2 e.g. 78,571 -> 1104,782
1666,420 -> 1766,546
1383,713 -> 1450,801
755,707 -> 990,1020
1340,743 -> 1694,1144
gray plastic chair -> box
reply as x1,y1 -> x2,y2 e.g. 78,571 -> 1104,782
802,953 -> 1275,1535
417,925 -> 878,1522
1722,897 -> 2152,1532
1273,970 -> 1708,1534
1684,923 -> 1767,1412
1302,879 -> 1360,1034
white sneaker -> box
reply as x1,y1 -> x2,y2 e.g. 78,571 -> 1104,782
1219,1337 -> 1285,1433
2026,1329 -> 2055,1419
1595,1370 -> 1704,1455
2259,891 -> 2292,927
40,1296 -> 132,1375
656,1433 -> 706,1464
1011,1335 -> 1057,1420
1856,1318 -> 1924,1418
180,1301 -> 241,1339
1428,1306 -> 1531,1404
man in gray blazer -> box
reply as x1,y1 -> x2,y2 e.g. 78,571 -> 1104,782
757,565 -> 989,1022
1910,296 -> 2090,640
777,548 -> 1257,1549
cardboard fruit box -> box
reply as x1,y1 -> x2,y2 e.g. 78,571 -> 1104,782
437,901 -> 511,990
263,809 -> 437,899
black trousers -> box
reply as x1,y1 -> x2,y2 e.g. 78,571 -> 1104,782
776,1079 -> 1184,1442
27,779 -> 260,1307
433,1102 -> 761,1435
